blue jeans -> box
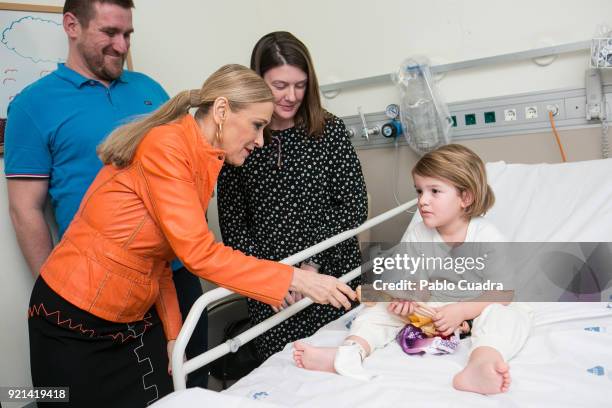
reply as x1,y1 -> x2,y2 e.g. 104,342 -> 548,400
173,266 -> 208,388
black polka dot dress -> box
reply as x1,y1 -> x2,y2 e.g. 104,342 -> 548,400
217,115 -> 368,361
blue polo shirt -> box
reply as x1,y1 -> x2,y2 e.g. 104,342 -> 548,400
4,63 -> 169,237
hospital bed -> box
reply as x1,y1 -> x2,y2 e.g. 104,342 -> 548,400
153,158 -> 612,408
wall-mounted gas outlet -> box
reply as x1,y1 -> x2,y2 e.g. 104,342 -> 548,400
546,104 -> 560,116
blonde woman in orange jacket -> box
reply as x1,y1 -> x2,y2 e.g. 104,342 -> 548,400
28,64 -> 356,408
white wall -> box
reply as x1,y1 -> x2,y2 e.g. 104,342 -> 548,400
2,1 -> 611,403
4,0 -> 608,114
132,0 -> 612,116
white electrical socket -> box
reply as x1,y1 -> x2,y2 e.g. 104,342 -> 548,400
504,109 -> 517,121
525,106 -> 538,119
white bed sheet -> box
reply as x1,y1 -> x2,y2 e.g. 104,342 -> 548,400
151,387 -> 284,408
223,302 -> 612,408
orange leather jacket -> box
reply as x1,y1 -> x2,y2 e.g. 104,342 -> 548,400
41,115 -> 293,340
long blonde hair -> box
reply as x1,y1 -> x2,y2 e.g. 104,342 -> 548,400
98,64 -> 274,168
412,144 -> 495,218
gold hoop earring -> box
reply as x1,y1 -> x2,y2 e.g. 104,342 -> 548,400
216,123 -> 223,143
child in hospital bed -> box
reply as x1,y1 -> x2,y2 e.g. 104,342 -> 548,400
293,144 -> 533,395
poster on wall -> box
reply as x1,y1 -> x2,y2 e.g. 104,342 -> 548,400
0,3 -> 66,155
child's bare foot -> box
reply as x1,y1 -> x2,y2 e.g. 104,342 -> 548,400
292,340 -> 337,373
452,347 -> 511,394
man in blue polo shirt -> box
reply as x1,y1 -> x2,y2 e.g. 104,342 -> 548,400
5,59 -> 168,239
5,0 -> 207,389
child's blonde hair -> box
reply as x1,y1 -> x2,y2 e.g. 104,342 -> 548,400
412,144 -> 495,218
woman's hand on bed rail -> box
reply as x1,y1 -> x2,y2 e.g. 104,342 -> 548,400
289,267 -> 356,310
273,261 -> 317,311
272,263 -> 316,312
272,291 -> 304,312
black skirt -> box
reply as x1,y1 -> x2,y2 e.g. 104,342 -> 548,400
28,277 -> 173,407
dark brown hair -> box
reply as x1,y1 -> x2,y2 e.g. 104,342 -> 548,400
63,0 -> 134,27
250,31 -> 329,138
412,144 -> 495,218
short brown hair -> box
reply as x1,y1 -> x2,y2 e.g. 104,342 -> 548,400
250,31 -> 329,138
412,144 -> 495,217
63,0 -> 134,27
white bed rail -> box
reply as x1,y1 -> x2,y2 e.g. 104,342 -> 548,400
172,199 -> 418,390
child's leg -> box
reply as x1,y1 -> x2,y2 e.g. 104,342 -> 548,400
293,334 -> 369,373
293,340 -> 340,373
453,303 -> 533,394
293,303 -> 405,380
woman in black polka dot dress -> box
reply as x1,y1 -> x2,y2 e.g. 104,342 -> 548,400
217,31 -> 368,361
